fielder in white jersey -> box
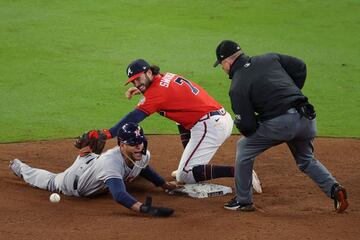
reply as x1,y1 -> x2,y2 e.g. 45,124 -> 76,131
75,59 -> 262,193
9,123 -> 177,217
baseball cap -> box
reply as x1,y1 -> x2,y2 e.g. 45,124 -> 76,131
125,59 -> 150,85
213,40 -> 241,67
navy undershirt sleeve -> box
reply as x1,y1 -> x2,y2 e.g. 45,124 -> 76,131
140,166 -> 166,187
105,178 -> 137,209
109,109 -> 148,137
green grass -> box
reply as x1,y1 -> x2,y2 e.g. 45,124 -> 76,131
1,0 -> 359,142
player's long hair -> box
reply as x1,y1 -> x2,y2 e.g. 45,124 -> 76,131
150,65 -> 160,75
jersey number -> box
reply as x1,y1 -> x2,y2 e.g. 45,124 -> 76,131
174,77 -> 199,95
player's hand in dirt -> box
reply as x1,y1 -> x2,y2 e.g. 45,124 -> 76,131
161,181 -> 181,191
140,196 -> 174,217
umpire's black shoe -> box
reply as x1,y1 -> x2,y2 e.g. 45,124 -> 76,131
224,196 -> 255,212
331,183 -> 349,213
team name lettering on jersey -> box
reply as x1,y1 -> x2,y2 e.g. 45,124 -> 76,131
159,73 -> 175,88
136,72 -> 222,129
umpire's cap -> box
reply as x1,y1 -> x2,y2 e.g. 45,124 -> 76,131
213,40 -> 241,67
125,59 -> 150,85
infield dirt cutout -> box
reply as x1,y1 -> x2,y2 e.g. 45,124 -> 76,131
1,136 -> 359,240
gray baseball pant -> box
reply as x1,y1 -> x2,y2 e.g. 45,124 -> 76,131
235,108 -> 337,204
15,154 -> 95,196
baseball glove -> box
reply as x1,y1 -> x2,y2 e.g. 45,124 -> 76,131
140,196 -> 174,217
74,129 -> 112,154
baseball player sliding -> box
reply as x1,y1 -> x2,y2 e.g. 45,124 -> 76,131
9,123 -> 176,217
75,59 -> 262,192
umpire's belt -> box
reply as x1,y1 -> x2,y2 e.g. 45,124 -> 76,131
198,108 -> 226,122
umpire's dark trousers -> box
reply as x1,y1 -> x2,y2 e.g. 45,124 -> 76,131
235,108 -> 337,204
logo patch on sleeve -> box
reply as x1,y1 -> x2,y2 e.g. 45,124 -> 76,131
138,97 -> 146,106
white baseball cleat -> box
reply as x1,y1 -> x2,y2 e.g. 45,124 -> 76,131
252,170 -> 262,194
171,169 -> 262,193
9,159 -> 23,178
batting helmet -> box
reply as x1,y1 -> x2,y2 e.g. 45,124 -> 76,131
117,122 -> 147,154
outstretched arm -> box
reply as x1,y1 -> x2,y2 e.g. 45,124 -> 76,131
109,109 -> 148,137
106,178 -> 174,216
140,166 -> 178,191
106,178 -> 141,211
74,109 -> 148,154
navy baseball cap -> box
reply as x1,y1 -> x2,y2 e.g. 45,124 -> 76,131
213,40 -> 241,67
125,59 -> 150,85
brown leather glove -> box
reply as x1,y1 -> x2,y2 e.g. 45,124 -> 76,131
74,129 -> 112,154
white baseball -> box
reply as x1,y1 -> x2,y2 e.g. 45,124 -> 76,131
49,193 -> 61,203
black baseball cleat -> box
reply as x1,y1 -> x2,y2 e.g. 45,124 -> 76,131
331,184 -> 349,213
224,196 -> 255,212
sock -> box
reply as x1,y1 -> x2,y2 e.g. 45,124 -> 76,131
177,124 -> 191,149
192,164 -> 234,182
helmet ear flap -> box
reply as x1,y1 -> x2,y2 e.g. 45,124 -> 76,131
142,137 -> 148,155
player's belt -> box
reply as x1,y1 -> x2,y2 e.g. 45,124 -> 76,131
209,108 -> 226,116
198,108 -> 226,122
73,156 -> 95,191
73,175 -> 79,190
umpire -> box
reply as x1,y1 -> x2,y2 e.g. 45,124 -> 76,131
213,40 -> 349,213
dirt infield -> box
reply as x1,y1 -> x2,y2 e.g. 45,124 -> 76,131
0,136 -> 359,240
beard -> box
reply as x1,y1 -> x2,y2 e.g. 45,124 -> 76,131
137,75 -> 152,93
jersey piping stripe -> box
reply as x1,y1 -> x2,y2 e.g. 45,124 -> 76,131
182,122 -> 207,173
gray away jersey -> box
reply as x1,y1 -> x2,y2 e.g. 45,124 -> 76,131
76,146 -> 150,196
